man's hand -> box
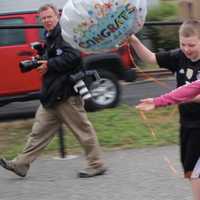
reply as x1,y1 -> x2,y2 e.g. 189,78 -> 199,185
136,98 -> 156,111
36,60 -> 48,75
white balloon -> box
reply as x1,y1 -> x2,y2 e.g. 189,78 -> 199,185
60,0 -> 147,52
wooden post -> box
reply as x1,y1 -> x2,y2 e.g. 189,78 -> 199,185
193,0 -> 200,19
178,0 -> 200,20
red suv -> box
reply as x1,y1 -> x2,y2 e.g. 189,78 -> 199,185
0,5 -> 136,111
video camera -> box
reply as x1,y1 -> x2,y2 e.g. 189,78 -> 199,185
19,42 -> 100,101
19,42 -> 44,73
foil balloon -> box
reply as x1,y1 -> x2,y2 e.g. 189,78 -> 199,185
60,0 -> 147,52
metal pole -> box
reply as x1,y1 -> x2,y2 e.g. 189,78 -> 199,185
58,125 -> 66,158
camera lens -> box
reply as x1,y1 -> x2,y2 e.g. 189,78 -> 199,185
19,60 -> 40,73
73,80 -> 92,100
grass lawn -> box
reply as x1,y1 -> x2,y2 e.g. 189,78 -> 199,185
0,104 -> 180,159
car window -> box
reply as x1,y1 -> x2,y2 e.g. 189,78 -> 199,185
36,16 -> 45,40
0,18 -> 25,46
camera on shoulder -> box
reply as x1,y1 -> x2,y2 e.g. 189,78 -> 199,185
70,70 -> 100,101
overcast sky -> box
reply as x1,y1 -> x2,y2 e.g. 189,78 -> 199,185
0,0 -> 159,14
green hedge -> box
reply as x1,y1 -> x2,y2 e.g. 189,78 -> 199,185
134,1 -> 179,68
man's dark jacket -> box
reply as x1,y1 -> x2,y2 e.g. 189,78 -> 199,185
40,24 -> 82,108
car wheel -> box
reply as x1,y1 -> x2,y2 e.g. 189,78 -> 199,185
84,70 -> 121,111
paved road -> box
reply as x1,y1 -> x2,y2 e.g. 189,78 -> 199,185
0,145 -> 192,200
121,78 -> 176,106
0,78 -> 192,199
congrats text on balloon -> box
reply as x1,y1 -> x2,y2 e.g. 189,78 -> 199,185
61,0 -> 147,52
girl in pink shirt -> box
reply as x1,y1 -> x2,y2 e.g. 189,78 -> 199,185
136,79 -> 200,200
136,80 -> 200,111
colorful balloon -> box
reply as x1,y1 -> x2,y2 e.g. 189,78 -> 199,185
60,0 -> 147,52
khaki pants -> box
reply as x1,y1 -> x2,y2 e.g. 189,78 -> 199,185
14,96 -> 103,169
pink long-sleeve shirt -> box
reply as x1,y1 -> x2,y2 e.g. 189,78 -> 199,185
154,80 -> 200,107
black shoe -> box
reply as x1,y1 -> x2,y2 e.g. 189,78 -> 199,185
0,158 -> 28,177
78,166 -> 107,178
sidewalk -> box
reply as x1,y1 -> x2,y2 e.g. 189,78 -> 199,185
0,145 -> 192,200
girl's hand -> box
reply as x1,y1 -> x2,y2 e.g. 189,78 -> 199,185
136,98 -> 155,111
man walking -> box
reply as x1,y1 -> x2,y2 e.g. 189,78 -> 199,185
0,4 -> 107,178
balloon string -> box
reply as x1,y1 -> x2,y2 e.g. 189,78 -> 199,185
127,43 -> 171,90
139,110 -> 182,177
163,156 -> 182,177
128,43 -> 178,122
139,111 -> 157,139
166,106 -> 178,122
127,43 -> 182,177
164,156 -> 178,175
140,109 -> 181,177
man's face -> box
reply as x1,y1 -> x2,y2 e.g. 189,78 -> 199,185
180,35 -> 200,62
39,8 -> 59,32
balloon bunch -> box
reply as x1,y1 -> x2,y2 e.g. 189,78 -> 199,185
60,0 -> 181,178
60,0 -> 147,52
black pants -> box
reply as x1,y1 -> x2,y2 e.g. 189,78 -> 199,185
180,126 -> 200,177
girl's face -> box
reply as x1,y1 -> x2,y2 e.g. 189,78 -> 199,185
180,35 -> 200,62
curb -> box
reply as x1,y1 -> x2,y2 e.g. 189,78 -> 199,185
121,76 -> 175,86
